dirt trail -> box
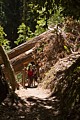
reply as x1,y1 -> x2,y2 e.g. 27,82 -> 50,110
15,85 -> 50,100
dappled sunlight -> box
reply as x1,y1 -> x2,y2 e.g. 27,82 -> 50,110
0,86 -> 60,120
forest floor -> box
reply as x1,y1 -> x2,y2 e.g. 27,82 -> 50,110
0,81 -> 78,120
0,81 -> 79,120
0,83 -> 61,120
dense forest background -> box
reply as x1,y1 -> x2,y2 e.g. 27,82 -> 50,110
0,1 -> 80,120
0,0 -> 80,48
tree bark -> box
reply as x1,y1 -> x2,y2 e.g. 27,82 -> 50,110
0,46 -> 16,91
11,49 -> 34,73
7,30 -> 51,59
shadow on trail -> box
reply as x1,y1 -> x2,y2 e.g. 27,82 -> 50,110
0,92 -> 61,120
26,96 -> 60,120
1,91 -> 79,120
25,85 -> 38,89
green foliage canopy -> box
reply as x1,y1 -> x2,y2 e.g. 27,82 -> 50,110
0,25 -> 10,50
1,0 -> 80,47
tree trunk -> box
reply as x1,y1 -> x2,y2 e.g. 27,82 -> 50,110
0,46 -> 16,91
7,30 -> 51,59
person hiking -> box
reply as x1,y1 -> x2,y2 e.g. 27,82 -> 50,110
27,64 -> 33,87
33,65 -> 38,86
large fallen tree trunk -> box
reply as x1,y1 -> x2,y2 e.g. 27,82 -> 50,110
42,52 -> 80,97
8,30 -> 51,59
11,51 -> 34,73
0,30 -> 51,66
46,52 -> 80,119
0,48 -> 35,74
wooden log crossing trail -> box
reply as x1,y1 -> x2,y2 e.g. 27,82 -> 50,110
7,30 -> 51,59
0,30 -> 51,73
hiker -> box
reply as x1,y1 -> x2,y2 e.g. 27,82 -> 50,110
27,65 -> 33,87
33,65 -> 38,86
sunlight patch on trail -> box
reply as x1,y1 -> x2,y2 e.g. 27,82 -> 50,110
15,86 -> 50,100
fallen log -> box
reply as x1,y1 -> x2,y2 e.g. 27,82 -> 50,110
44,52 -> 80,98
11,53 -> 33,72
7,30 -> 51,59
0,30 -> 51,65
11,48 -> 34,72
2,48 -> 34,74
